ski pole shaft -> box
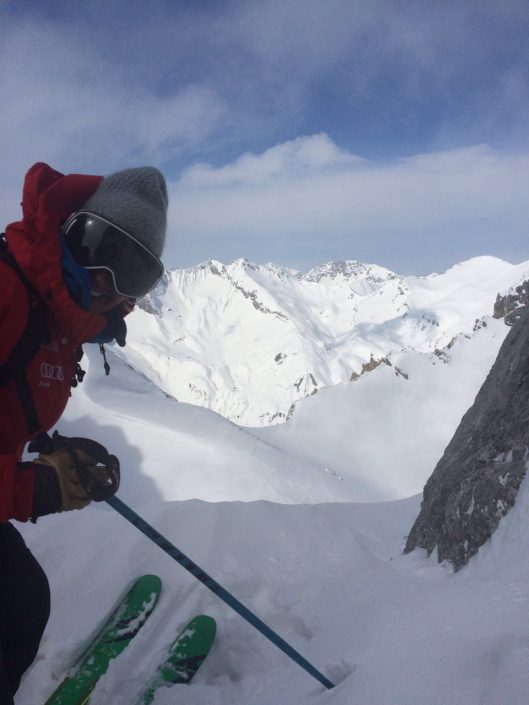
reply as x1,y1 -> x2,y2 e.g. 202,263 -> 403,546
106,495 -> 335,690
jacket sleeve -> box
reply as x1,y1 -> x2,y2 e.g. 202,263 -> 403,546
0,261 -> 35,522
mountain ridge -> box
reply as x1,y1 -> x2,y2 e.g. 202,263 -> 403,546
128,255 -> 529,426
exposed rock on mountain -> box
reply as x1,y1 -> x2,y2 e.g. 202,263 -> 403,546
494,280 -> 529,325
350,355 -> 392,381
404,304 -> 529,570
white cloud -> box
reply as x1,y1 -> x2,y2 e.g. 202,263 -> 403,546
0,21 -> 224,163
2,4 -> 528,275
0,16 -> 225,225
167,137 -> 529,273
182,134 -> 363,187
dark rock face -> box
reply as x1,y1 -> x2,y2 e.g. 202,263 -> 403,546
494,280 -> 529,325
350,355 -> 392,381
404,305 -> 529,570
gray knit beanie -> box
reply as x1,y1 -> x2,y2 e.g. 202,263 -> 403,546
82,166 -> 168,257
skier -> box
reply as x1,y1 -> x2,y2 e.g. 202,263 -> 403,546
0,162 -> 168,703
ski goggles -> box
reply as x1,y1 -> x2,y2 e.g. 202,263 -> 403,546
62,211 -> 164,298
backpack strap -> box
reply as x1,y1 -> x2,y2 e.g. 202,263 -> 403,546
0,234 -> 50,434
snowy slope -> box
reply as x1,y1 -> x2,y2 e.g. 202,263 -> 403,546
13,257 -> 529,704
47,348 -> 348,505
43,312 -> 509,505
18,453 -> 529,705
258,316 -> 509,500
122,256 -> 529,426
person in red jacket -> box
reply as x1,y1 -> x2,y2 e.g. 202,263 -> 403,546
0,162 -> 168,703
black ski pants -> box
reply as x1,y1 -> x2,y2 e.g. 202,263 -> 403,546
0,523 -> 50,704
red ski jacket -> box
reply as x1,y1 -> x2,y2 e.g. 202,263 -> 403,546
0,163 -> 108,522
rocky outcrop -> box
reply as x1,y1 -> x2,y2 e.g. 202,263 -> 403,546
350,355 -> 408,381
494,280 -> 529,325
404,305 -> 529,570
209,260 -> 289,321
350,355 -> 391,381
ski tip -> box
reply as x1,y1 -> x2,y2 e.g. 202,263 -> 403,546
194,614 -> 216,622
134,574 -> 162,590
182,614 -> 217,644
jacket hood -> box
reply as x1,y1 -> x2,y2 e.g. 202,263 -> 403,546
5,162 -> 107,343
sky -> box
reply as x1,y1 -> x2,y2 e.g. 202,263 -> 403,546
1,0 -> 529,275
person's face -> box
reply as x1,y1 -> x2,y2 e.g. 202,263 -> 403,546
89,269 -> 136,314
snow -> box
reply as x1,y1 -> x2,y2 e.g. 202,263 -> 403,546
122,255 -> 529,426
115,591 -> 159,638
258,317 -> 507,500
13,257 -> 529,704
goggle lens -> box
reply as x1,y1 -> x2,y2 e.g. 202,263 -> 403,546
62,212 -> 164,298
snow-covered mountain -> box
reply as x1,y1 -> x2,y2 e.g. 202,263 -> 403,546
121,255 -> 529,426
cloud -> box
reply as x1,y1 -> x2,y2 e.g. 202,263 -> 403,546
2,1 -> 528,180
182,134 -> 363,187
0,14 -> 226,225
169,0 -> 529,150
167,136 -> 529,274
1,3 -> 528,275
0,17 -> 225,163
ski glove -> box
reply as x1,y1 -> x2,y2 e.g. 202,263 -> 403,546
30,433 -> 120,519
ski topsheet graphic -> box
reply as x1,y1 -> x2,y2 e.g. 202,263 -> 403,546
136,614 -> 217,705
44,574 -> 162,705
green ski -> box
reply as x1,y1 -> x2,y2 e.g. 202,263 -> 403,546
136,615 -> 216,704
45,574 -> 162,705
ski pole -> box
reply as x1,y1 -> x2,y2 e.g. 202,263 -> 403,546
106,495 -> 335,690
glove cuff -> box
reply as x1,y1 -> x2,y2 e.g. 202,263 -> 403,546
31,463 -> 63,521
